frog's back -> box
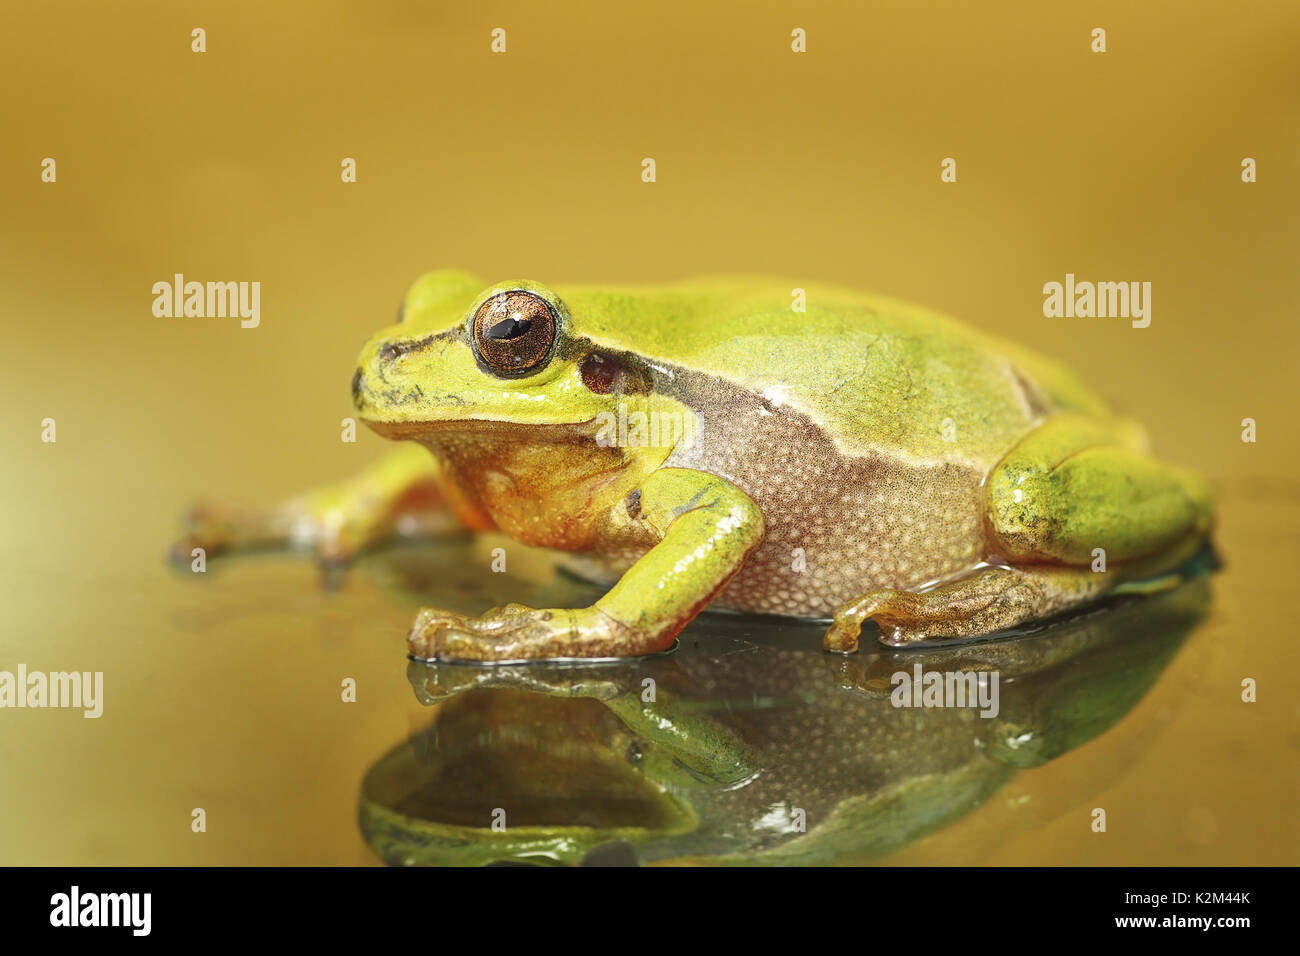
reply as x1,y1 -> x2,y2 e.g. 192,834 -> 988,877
562,277 -> 1111,472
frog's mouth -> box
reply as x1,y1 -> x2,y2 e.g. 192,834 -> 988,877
358,689 -> 697,867
362,417 -> 600,442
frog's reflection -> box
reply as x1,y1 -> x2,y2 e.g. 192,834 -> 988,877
359,576 -> 1212,866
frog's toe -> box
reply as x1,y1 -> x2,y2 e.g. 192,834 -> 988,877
168,535 -> 207,569
822,617 -> 864,654
823,588 -> 911,654
406,607 -> 462,660
314,542 -> 354,589
172,502 -> 236,559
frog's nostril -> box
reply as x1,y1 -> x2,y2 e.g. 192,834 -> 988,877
378,334 -> 436,364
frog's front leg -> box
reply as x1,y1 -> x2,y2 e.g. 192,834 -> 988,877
406,659 -> 760,787
408,468 -> 765,662
172,443 -> 488,574
824,413 -> 1213,651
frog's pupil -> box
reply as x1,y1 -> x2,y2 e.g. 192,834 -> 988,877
486,316 -> 532,340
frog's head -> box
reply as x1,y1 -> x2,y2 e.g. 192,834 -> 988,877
352,271 -> 691,542
353,269 -> 671,440
358,689 -> 702,867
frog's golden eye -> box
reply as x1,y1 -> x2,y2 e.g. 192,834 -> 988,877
470,290 -> 559,376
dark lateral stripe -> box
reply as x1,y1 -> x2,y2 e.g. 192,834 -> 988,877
377,327 -> 461,362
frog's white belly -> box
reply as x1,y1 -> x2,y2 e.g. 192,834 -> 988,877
665,397 -> 988,618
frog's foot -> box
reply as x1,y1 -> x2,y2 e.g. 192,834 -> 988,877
170,445 -> 461,581
823,565 -> 1104,650
170,500 -> 303,562
408,603 -> 671,663
170,496 -> 372,583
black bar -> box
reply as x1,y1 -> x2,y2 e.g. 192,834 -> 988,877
1,866 -> 1281,941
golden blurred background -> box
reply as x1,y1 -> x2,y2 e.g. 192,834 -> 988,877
1,0 -> 1297,864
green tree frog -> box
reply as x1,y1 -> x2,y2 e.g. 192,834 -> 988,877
178,270 -> 1213,661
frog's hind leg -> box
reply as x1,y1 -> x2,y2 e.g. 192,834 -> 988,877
823,564 -> 1109,650
823,414 -> 1213,651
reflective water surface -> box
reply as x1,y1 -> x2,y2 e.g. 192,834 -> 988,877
360,548 -> 1215,865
